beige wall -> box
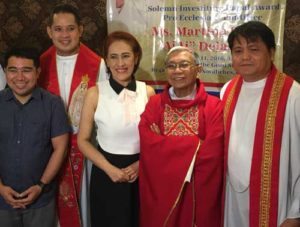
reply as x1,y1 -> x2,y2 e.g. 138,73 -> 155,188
0,0 -> 299,81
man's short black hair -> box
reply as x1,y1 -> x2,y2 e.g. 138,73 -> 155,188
4,47 -> 40,68
228,21 -> 276,51
49,4 -> 81,26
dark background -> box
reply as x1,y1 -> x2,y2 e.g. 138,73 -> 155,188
0,0 -> 299,82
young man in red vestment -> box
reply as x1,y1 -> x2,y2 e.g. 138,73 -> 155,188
39,4 -> 105,227
221,21 -> 300,227
139,46 -> 224,227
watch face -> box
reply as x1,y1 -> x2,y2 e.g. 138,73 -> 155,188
37,180 -> 52,193
38,181 -> 45,187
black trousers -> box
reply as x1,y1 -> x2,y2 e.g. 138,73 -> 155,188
90,149 -> 139,227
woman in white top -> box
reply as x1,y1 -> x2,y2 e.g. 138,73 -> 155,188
77,31 -> 155,227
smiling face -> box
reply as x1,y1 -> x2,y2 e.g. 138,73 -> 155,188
166,50 -> 201,97
5,57 -> 40,103
47,12 -> 83,56
106,40 -> 137,86
231,36 -> 274,82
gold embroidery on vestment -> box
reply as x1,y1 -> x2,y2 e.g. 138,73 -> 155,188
163,104 -> 199,136
224,77 -> 239,127
259,73 -> 285,227
69,74 -> 90,133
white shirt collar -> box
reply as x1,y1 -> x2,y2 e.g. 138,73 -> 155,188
168,84 -> 197,100
56,53 -> 78,61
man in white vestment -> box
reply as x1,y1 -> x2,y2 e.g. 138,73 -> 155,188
221,21 -> 300,227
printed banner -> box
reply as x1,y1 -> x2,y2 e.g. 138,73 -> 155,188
107,0 -> 286,94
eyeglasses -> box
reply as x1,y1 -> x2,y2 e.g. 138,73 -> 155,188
165,61 -> 195,71
6,67 -> 35,75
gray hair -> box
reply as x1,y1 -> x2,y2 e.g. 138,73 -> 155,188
165,46 -> 200,65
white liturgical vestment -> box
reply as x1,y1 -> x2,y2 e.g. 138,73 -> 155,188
221,79 -> 300,227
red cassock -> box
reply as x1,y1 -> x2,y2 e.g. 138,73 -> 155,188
39,43 -> 101,227
139,79 -> 224,227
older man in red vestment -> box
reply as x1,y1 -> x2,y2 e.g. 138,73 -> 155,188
139,46 -> 224,227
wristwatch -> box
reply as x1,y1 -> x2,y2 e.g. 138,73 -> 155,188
36,180 -> 47,192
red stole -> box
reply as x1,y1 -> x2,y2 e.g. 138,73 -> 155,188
139,80 -> 223,227
223,67 -> 293,227
39,43 -> 100,227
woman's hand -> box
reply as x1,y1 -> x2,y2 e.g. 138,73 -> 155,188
122,161 -> 139,183
106,166 -> 130,183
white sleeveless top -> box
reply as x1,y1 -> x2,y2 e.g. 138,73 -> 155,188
94,80 -> 148,155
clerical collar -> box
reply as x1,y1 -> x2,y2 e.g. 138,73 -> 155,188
56,53 -> 78,61
243,77 -> 267,89
169,84 -> 197,100
109,76 -> 136,94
